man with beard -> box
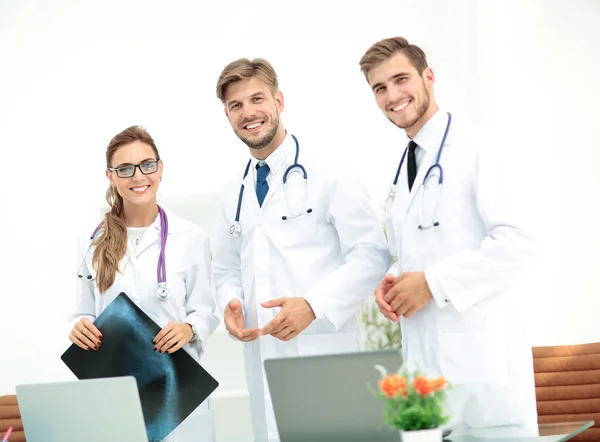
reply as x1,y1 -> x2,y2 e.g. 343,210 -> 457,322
359,37 -> 538,431
211,58 -> 390,441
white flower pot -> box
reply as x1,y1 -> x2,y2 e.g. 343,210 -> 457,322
400,427 -> 443,442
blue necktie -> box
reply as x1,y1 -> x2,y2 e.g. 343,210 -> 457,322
256,163 -> 270,207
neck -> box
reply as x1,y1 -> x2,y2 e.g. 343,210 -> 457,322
123,201 -> 159,227
406,101 -> 439,139
252,126 -> 287,160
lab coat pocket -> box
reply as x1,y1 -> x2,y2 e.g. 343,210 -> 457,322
273,211 -> 319,248
439,330 -> 509,385
296,332 -> 360,357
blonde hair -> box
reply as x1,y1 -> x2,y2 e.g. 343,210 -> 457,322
359,36 -> 428,79
92,125 -> 160,293
216,58 -> 279,102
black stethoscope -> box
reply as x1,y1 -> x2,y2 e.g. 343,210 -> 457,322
229,134 -> 312,238
387,112 -> 451,230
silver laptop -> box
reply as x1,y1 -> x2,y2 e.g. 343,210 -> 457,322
264,349 -> 403,442
16,376 -> 148,442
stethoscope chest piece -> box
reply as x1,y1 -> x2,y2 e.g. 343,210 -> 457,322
230,222 -> 242,238
157,282 -> 171,301
386,184 -> 397,202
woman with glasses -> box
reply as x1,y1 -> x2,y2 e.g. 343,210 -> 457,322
67,125 -> 219,442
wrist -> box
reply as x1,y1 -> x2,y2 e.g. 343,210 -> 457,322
302,298 -> 317,320
184,322 -> 196,342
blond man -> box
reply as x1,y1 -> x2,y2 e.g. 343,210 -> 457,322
211,58 -> 390,440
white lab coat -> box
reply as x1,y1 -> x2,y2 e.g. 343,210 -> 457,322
212,133 -> 390,441
385,110 -> 538,429
68,209 -> 220,442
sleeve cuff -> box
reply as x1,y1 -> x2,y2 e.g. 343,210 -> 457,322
387,259 -> 402,277
217,291 -> 242,317
424,268 -> 451,309
302,296 -> 326,320
183,313 -> 220,345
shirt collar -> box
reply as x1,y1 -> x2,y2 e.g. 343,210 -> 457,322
153,206 -> 175,234
249,131 -> 295,175
411,109 -> 449,152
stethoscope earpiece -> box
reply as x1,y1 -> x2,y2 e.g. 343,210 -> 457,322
76,273 -> 94,280
281,208 -> 312,221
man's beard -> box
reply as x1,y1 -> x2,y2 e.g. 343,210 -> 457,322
389,89 -> 430,129
237,114 -> 280,150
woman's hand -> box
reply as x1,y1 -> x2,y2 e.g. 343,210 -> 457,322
153,322 -> 194,353
69,318 -> 102,350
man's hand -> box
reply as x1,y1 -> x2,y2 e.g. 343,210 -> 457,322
383,272 -> 433,318
224,299 -> 260,342
375,274 -> 399,322
260,298 -> 316,341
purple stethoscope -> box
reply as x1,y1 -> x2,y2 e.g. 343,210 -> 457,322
76,205 -> 171,301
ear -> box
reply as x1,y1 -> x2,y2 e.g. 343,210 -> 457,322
106,168 -> 116,187
158,159 -> 164,180
275,90 -> 284,113
224,107 -> 229,119
423,67 -> 435,88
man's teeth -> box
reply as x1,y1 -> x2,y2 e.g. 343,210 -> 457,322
392,102 -> 410,112
132,186 -> 148,192
246,122 -> 262,129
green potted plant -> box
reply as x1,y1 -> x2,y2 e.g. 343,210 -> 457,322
372,365 -> 450,442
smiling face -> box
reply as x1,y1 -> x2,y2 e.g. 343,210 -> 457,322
106,140 -> 162,210
367,51 -> 437,138
223,76 -> 285,155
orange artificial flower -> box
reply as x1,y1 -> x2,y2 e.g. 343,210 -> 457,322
412,375 -> 434,397
431,376 -> 448,392
380,374 -> 407,398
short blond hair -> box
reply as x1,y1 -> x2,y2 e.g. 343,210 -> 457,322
216,58 -> 279,102
359,37 -> 428,80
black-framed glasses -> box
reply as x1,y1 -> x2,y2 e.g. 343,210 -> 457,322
108,160 -> 160,178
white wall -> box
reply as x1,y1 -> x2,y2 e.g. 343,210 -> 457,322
0,1 -> 599,440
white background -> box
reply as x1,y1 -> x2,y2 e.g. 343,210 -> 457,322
1,1 -> 599,440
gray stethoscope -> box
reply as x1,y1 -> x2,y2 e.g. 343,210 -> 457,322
387,112 -> 451,230
75,205 -> 172,301
230,134 -> 312,238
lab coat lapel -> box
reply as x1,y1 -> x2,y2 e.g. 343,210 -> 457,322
386,147 -> 412,217
406,148 -> 435,211
136,225 -> 160,257
135,214 -> 163,258
260,159 -> 287,209
241,170 -> 261,214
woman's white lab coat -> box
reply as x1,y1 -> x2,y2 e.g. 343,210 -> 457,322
212,133 -> 391,441
385,110 -> 538,429
68,209 -> 220,442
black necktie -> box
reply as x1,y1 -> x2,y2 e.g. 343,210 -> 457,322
256,163 -> 270,207
407,141 -> 417,191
